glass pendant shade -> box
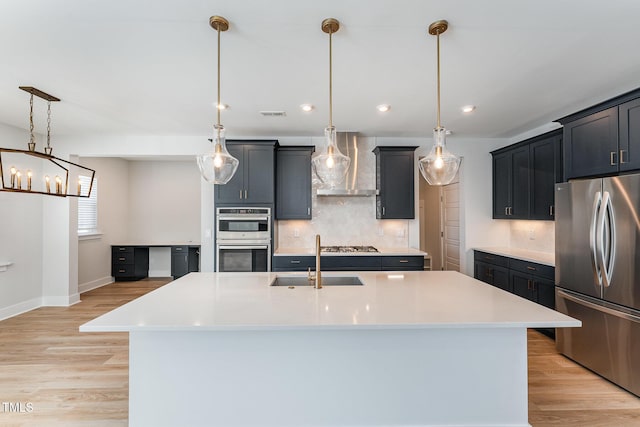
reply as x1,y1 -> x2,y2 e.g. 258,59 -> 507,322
312,126 -> 350,187
418,127 -> 461,185
197,126 -> 239,184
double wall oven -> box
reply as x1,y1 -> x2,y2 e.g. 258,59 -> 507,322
216,207 -> 271,272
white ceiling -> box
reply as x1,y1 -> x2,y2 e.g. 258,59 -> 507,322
1,0 -> 640,141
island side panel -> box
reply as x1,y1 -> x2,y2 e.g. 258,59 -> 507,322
129,328 -> 529,427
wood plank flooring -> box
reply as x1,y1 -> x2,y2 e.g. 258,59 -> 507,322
1,278 -> 639,426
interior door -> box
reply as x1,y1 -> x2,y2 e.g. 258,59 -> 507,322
555,179 -> 603,298
441,182 -> 460,271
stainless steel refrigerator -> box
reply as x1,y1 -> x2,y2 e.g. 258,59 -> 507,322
555,174 -> 640,397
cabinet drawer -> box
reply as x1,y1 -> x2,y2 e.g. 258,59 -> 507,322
509,258 -> 554,280
113,264 -> 135,277
322,256 -> 381,271
113,252 -> 134,265
172,246 -> 188,254
112,246 -> 133,254
272,256 -> 315,271
380,256 -> 423,270
474,251 -> 509,268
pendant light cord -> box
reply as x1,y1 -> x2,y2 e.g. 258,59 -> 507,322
329,29 -> 333,129
436,30 -> 441,129
216,24 -> 222,137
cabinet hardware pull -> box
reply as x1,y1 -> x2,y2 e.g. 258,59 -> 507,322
505,207 -> 508,215
399,260 -> 409,263
526,266 -> 536,271
610,151 -> 617,166
119,269 -> 126,273
290,260 -> 301,264
382,206 -> 386,215
485,256 -> 494,260
175,247 -> 182,251
527,279 -> 532,290
118,257 -> 125,261
239,190 -> 243,199
119,247 -> 126,251
550,205 -> 554,216
620,149 -> 627,164
244,190 -> 248,199
307,207 -> 311,215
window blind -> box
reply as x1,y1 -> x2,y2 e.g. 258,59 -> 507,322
78,176 -> 98,234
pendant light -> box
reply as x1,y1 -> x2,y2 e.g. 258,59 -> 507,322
0,86 -> 95,198
312,18 -> 350,187
418,20 -> 461,186
197,15 -> 239,185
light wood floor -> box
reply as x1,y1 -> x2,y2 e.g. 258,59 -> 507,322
1,279 -> 639,426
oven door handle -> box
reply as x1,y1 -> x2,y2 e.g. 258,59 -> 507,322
218,245 -> 269,250
217,216 -> 270,221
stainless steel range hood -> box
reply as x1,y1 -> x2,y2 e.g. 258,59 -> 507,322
316,132 -> 378,197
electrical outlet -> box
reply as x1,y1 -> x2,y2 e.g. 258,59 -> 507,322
378,228 -> 384,236
528,228 -> 535,240
293,228 -> 300,238
396,229 -> 405,237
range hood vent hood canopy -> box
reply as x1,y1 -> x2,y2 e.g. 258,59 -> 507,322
316,132 -> 378,197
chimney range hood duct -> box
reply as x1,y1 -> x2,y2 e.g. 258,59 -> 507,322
316,132 -> 378,197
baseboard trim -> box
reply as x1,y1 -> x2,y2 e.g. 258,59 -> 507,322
79,276 -> 114,294
0,297 -> 42,321
42,295 -> 80,307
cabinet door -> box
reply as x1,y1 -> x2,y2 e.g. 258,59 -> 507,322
214,144 -> 245,203
530,134 -> 560,220
619,98 -> 640,172
563,107 -> 619,179
492,151 -> 511,219
510,271 -> 536,302
172,253 -> 189,279
244,145 -> 275,204
474,261 -> 492,284
276,148 -> 313,219
492,265 -> 510,292
377,149 -> 415,219
534,277 -> 556,310
510,146 -> 530,219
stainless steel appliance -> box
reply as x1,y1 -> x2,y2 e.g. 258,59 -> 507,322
216,207 -> 271,272
555,174 -> 640,397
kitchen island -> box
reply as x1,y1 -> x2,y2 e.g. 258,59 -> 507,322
81,271 -> 579,427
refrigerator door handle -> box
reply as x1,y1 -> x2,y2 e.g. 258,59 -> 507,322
598,191 -> 615,288
590,191 -> 603,286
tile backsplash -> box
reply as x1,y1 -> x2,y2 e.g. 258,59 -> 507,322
509,220 -> 555,253
276,136 -> 411,249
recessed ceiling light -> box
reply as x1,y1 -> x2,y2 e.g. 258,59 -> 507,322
376,104 -> 391,113
300,104 -> 314,112
461,105 -> 476,113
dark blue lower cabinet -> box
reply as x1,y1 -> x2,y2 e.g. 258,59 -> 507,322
272,255 -> 423,272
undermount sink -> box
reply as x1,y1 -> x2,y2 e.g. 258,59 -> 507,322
270,275 -> 364,287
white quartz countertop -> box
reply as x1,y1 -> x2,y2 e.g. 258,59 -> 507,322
474,247 -> 555,266
80,271 -> 578,332
274,247 -> 428,257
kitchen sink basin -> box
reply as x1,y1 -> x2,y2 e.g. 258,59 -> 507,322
270,275 -> 364,287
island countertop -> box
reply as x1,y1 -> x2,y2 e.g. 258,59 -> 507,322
80,271 -> 579,332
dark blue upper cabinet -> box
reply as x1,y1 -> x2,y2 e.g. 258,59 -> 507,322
373,146 -> 418,220
214,140 -> 278,206
275,146 -> 314,220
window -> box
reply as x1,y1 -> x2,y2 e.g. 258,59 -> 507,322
78,176 -> 99,236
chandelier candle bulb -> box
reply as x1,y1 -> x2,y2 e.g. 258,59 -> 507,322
15,171 -> 21,190
10,166 -> 16,188
77,179 -> 81,196
45,175 -> 50,193
27,170 -> 32,191
55,175 -> 62,194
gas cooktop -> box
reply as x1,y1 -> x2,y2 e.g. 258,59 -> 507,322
320,245 -> 379,253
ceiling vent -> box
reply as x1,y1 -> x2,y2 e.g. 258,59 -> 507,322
260,111 -> 287,117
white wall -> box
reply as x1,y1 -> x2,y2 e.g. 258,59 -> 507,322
127,160 -> 201,244
77,157 -> 130,292
0,123 -> 44,319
